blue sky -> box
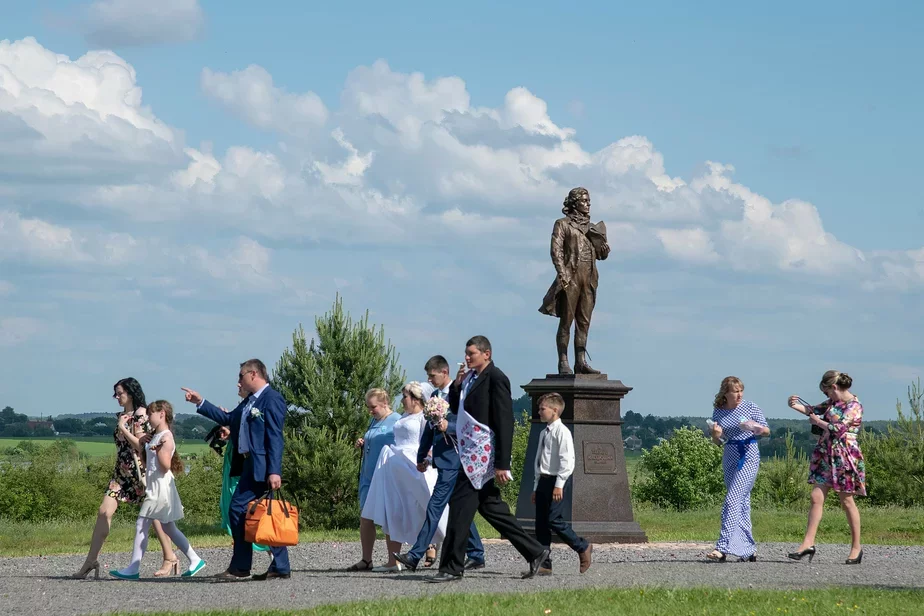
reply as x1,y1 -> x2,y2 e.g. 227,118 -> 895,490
2,1 -> 922,421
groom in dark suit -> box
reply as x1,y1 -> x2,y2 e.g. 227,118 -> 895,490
429,336 -> 549,582
393,355 -> 485,571
182,358 -> 290,581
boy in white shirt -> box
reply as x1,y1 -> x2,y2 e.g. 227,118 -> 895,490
531,392 -> 592,574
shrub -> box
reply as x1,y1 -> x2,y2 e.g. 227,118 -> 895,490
500,411 -> 531,509
282,423 -> 361,529
753,432 -> 811,508
632,427 -> 724,511
863,379 -> 924,506
0,453 -> 112,522
174,456 -> 223,525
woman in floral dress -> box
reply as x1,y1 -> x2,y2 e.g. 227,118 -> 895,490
787,370 -> 866,565
71,378 -> 178,579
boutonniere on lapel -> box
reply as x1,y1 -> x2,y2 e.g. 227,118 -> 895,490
250,408 -> 264,421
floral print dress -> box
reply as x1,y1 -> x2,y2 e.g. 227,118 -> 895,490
106,415 -> 148,504
808,397 -> 867,495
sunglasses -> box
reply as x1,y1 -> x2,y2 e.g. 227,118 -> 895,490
132,415 -> 146,423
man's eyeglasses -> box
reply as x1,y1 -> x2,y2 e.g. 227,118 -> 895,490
238,370 -> 255,382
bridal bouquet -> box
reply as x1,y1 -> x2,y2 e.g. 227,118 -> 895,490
424,396 -> 450,428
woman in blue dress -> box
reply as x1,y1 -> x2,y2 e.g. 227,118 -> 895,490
707,376 -> 770,562
347,387 -> 400,571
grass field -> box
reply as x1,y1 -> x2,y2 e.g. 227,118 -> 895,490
112,588 -> 924,615
0,437 -> 211,458
4,504 -> 923,557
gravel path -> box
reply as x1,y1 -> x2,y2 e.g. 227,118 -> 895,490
2,540 -> 922,615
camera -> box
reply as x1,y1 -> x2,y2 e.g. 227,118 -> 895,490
810,408 -> 826,436
204,425 -> 226,455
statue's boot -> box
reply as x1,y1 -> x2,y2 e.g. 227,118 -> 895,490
574,347 -> 600,375
557,348 -> 573,375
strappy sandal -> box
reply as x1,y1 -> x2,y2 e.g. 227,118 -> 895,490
423,545 -> 437,567
347,559 -> 373,571
706,550 -> 727,563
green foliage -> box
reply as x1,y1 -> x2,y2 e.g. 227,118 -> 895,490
0,406 -> 27,426
753,431 -> 811,508
0,441 -> 222,525
863,379 -> 924,506
500,411 -> 531,508
173,457 -> 223,524
632,427 -> 724,511
282,424 -> 360,529
273,294 -> 405,437
272,294 -> 406,528
0,453 -> 112,522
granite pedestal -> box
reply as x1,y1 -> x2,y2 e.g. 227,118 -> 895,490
514,373 -> 647,543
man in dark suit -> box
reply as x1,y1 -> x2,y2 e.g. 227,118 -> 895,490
393,356 -> 485,571
428,337 -> 549,582
182,358 -> 290,581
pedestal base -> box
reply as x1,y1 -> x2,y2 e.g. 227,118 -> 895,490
515,373 -> 647,544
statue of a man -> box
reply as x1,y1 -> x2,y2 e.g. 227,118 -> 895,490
539,187 -> 610,375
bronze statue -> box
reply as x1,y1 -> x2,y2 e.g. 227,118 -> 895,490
539,187 -> 610,375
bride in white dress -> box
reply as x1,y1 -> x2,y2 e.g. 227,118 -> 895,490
361,381 -> 446,572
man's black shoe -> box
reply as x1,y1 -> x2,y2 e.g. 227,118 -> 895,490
252,570 -> 291,581
522,549 -> 552,579
393,552 -> 418,572
427,571 -> 462,583
463,558 -> 485,571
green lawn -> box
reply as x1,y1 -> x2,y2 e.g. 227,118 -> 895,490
4,504 -> 923,557
0,437 -> 210,458
112,588 -> 924,615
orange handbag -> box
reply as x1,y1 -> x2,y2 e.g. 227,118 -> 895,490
244,490 -> 299,547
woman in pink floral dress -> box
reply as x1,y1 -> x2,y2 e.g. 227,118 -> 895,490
787,370 -> 866,565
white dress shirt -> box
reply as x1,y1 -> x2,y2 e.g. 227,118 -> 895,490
533,418 -> 575,490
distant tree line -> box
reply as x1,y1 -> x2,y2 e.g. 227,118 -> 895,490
0,406 -> 219,441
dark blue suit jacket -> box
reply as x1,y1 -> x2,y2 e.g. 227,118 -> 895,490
197,385 -> 286,483
417,389 -> 460,471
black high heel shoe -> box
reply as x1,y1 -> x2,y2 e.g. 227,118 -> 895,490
787,546 -> 816,563
845,550 -> 863,565
740,554 -> 757,562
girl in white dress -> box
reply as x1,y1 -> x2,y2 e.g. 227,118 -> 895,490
110,400 -> 206,579
361,382 -> 446,572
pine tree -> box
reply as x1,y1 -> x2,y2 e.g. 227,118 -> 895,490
272,294 -> 406,528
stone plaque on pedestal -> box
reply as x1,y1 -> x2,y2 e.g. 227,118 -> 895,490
515,373 -> 647,543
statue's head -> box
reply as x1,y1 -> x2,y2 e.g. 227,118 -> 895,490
562,187 -> 591,217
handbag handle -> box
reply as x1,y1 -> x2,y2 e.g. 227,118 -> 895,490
248,488 -> 299,519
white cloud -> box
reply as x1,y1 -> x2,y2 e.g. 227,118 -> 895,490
184,236 -> 273,290
314,128 -> 374,186
201,65 -> 328,137
0,210 -> 148,268
2,39 -> 923,295
0,210 -> 90,264
657,228 -> 719,264
0,37 -> 182,185
82,0 -> 204,47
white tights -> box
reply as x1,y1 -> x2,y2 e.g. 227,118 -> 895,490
118,517 -> 200,576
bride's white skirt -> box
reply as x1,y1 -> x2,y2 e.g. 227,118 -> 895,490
360,444 -> 447,545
